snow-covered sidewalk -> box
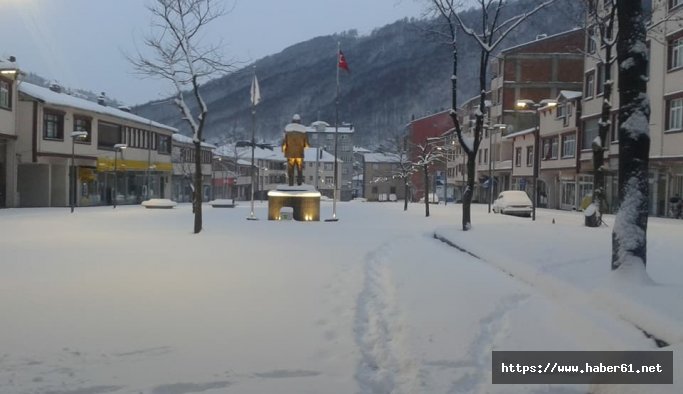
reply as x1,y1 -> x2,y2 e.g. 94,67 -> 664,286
433,204 -> 683,347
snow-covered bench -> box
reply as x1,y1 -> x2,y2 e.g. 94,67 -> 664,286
141,199 -> 177,209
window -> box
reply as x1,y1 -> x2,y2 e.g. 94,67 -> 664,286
556,103 -> 566,119
98,121 -> 121,149
669,35 -> 683,70
371,186 -> 378,194
325,176 -> 333,184
596,63 -> 605,95
582,118 -> 599,150
587,27 -> 597,53
561,181 -> 576,207
562,134 -> 576,158
542,137 -> 558,159
324,163 -> 334,171
526,146 -> 534,167
43,110 -> 64,140
585,71 -> 595,98
157,135 -> 171,154
0,77 -> 11,110
515,147 -> 522,167
667,97 -> 683,131
484,148 -> 488,164
73,115 -> 92,143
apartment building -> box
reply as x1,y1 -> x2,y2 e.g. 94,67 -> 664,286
362,152 -> 404,202
0,58 -> 19,208
648,0 -> 683,216
486,29 -> 584,202
16,82 -> 176,207
171,134 -> 215,203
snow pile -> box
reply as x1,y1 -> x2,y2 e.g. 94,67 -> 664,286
141,198 -> 177,208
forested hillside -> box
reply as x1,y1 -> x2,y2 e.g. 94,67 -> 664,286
135,0 -> 583,146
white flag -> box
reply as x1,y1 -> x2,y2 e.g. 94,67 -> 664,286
250,74 -> 261,106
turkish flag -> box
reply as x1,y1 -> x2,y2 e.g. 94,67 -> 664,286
338,50 -> 350,72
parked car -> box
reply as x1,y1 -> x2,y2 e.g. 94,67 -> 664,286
492,191 -> 532,217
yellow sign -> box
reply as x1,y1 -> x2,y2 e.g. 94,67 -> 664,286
96,158 -> 172,172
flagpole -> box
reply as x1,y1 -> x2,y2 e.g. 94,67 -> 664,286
326,42 -> 341,222
247,66 -> 258,220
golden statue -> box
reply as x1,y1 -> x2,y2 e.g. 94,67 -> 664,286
282,114 -> 309,186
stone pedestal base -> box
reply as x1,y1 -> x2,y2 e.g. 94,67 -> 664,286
268,185 -> 321,221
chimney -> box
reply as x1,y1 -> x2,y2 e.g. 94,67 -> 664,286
49,82 -> 62,93
97,92 -> 106,106
8,56 -> 16,63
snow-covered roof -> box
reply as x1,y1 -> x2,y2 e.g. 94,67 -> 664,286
306,123 -> 354,134
363,152 -> 401,163
0,59 -> 19,71
19,82 -> 177,132
213,144 -> 341,163
503,127 -> 537,140
353,146 -> 372,153
501,27 -> 583,54
559,90 -> 582,101
171,133 -> 216,149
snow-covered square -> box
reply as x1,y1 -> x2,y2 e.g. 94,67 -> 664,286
1,202 -> 681,393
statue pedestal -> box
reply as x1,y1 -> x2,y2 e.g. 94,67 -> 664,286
268,184 -> 321,221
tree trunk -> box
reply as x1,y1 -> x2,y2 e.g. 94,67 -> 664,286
424,165 -> 430,217
612,0 -> 650,270
194,141 -> 203,234
462,151 -> 476,230
404,182 -> 409,211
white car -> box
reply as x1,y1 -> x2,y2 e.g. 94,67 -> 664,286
492,190 -> 532,217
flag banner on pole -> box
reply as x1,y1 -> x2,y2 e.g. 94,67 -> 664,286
338,50 -> 350,72
250,74 -> 261,106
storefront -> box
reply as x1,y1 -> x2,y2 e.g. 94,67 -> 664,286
87,158 -> 172,206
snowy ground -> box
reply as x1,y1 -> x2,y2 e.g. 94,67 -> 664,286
0,201 -> 681,394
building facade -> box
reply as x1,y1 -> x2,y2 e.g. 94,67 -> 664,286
171,134 -> 215,203
0,58 -> 19,208
16,82 -> 175,207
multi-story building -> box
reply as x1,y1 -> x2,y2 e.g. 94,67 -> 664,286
305,120 -> 354,201
648,0 -> 683,216
361,152 -> 404,202
16,82 -> 176,207
488,29 -> 584,200
406,110 -> 453,202
538,91 -> 589,210
0,58 -> 19,208
171,134 -> 215,203
302,147 -> 339,199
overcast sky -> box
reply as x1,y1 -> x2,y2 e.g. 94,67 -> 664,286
0,0 -> 426,105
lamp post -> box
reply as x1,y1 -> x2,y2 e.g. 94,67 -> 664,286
515,100 -> 556,221
70,131 -> 88,213
113,143 -> 127,208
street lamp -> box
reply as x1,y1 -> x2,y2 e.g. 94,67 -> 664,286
70,131 -> 88,213
515,100 -> 556,221
113,143 -> 127,208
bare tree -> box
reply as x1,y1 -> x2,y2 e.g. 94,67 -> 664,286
381,132 -> 416,211
427,0 -> 556,230
129,0 -> 233,234
411,141 -> 444,217
612,0 -> 650,270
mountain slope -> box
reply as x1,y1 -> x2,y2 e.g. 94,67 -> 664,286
135,0 -> 583,147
